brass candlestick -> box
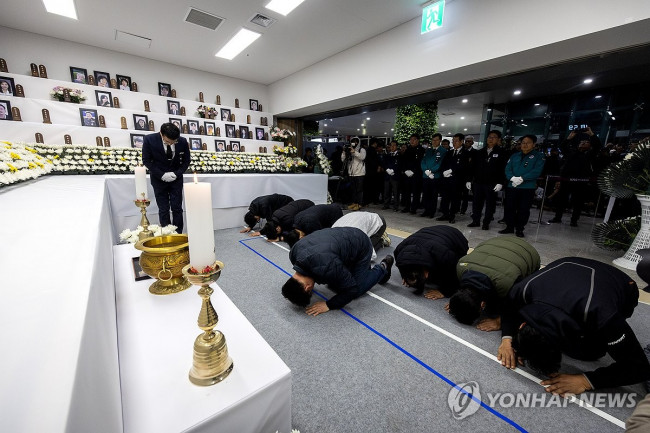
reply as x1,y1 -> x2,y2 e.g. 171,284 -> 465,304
134,198 -> 153,240
182,261 -> 234,386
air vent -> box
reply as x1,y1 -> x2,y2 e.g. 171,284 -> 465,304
440,112 -> 456,116
249,13 -> 276,28
185,8 -> 224,30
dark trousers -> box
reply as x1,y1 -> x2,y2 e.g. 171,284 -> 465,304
350,175 -> 364,205
554,181 -> 590,223
471,183 -> 499,224
370,215 -> 387,251
504,187 -> 535,231
448,179 -> 464,217
152,178 -> 185,233
460,186 -> 471,214
421,178 -> 441,216
401,175 -> 422,212
383,177 -> 399,209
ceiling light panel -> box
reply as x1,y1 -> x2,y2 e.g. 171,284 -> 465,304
265,0 -> 306,16
216,28 -> 261,60
43,0 -> 77,19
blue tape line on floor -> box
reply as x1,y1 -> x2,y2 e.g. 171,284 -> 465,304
238,237 -> 527,432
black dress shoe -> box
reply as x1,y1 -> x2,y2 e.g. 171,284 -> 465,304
420,212 -> 430,217
482,224 -> 490,230
449,216 -> 456,224
401,208 -> 410,213
467,222 -> 480,227
516,230 -> 524,237
548,218 -> 562,223
498,227 -> 514,234
436,215 -> 449,221
570,221 -> 578,227
497,219 -> 506,224
379,255 -> 394,284
409,210 -> 417,215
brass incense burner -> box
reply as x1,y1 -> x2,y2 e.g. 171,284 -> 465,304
135,234 -> 191,295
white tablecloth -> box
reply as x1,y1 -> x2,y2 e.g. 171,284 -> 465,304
114,244 -> 291,433
0,176 -> 122,433
105,173 -> 328,239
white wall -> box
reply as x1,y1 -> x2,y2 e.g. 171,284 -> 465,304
0,26 -> 269,109
269,0 -> 650,117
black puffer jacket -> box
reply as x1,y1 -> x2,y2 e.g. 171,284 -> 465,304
249,194 -> 294,219
271,199 -> 314,231
290,227 -> 373,309
394,226 -> 469,295
293,204 -> 343,234
504,257 -> 649,389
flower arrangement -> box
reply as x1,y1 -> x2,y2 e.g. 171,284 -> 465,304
313,144 -> 331,175
270,126 -> 295,143
197,105 -> 218,119
0,141 -> 54,188
598,138 -> 650,198
119,224 -> 177,244
33,144 -> 142,175
273,145 -> 298,157
50,86 -> 86,103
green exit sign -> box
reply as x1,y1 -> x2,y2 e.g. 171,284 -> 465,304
421,0 -> 445,34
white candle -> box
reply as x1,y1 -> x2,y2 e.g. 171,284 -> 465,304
134,166 -> 147,200
184,174 -> 216,269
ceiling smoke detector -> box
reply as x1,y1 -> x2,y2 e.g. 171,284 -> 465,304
249,13 -> 276,28
184,8 -> 225,30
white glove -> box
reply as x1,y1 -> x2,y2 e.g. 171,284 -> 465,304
443,169 -> 452,178
424,169 -> 432,177
428,173 -> 435,179
161,172 -> 176,182
493,184 -> 502,192
386,168 -> 394,176
405,170 -> 414,178
466,182 -> 472,191
510,176 -> 523,187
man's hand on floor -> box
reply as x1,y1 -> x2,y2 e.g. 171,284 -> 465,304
306,301 -> 329,316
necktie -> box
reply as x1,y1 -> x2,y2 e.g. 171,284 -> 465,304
166,144 -> 173,160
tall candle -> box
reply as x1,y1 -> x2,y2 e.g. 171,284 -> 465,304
134,166 -> 147,200
184,175 -> 216,269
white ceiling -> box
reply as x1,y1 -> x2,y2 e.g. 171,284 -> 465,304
0,0 -> 424,85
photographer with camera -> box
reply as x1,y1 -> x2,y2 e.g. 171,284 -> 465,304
341,137 -> 366,211
548,127 -> 601,227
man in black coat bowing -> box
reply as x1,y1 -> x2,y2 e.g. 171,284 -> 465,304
142,123 -> 191,233
282,227 -> 394,316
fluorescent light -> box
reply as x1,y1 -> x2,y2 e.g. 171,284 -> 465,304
460,116 -> 465,120
595,95 -> 602,99
534,103 -> 540,106
513,90 -> 522,95
43,0 -> 77,19
366,117 -> 371,120
324,124 -> 328,127
462,99 -> 468,103
583,78 -> 593,84
441,123 -> 445,126
265,0 -> 305,16
463,128 -> 467,131
216,28 -> 261,60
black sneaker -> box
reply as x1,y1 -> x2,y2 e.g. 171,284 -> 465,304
516,230 -> 524,238
548,218 -> 562,223
379,255 -> 394,284
467,222 -> 480,228
498,227 -> 514,234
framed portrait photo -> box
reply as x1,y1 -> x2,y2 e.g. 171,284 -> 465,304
225,124 -> 235,138
133,114 -> 149,131
220,108 -> 231,121
79,108 -> 98,127
187,120 -> 200,135
116,74 -> 132,91
239,126 -> 250,139
215,139 -> 226,152
230,141 -> 241,152
94,71 -> 111,88
249,99 -> 259,111
0,76 -> 15,96
255,127 -> 265,140
189,138 -> 202,150
70,66 -> 88,84
130,133 -> 145,149
0,100 -> 13,121
132,257 -> 151,281
205,121 -> 215,136
169,118 -> 182,131
158,82 -> 172,97
167,100 -> 180,115
95,90 -> 113,107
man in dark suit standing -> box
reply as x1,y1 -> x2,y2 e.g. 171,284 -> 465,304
142,123 -> 191,233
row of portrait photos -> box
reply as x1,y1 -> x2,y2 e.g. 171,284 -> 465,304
78,108 -> 266,139
69,67 -> 261,110
129,134 -> 248,152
